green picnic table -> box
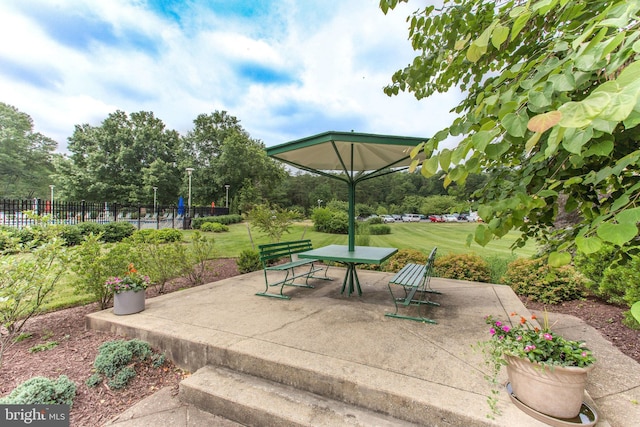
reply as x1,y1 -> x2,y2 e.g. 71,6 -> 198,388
297,245 -> 398,296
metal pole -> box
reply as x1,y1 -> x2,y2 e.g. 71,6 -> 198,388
186,168 -> 194,217
153,186 -> 158,214
224,184 -> 230,208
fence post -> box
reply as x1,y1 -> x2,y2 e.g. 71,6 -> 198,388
81,200 -> 86,222
137,205 -> 142,230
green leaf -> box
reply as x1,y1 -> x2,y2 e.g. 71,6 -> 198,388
631,301 -> 640,324
562,127 -> 593,154
548,251 -> 571,267
485,141 -> 510,159
525,132 -> 541,153
421,155 -> 439,177
511,11 -> 532,39
474,224 -> 493,246
527,111 -> 562,133
558,93 -> 609,127
583,139 -> 613,157
491,24 -> 510,48
503,111 -> 529,137
548,73 -> 576,91
599,91 -> 637,121
575,236 -> 603,254
472,130 -> 496,151
439,148 -> 452,171
596,222 -> 638,246
615,207 -> 640,224
467,42 -> 486,63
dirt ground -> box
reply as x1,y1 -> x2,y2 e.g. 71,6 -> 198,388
1,259 -> 638,426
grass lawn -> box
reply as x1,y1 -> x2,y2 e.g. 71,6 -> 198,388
186,220 -> 537,259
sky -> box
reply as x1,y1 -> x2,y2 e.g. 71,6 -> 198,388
0,0 -> 460,153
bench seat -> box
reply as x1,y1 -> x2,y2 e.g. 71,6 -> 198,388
256,239 -> 331,299
385,247 -> 440,323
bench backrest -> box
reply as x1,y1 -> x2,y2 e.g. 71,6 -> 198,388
258,240 -> 314,263
424,247 -> 437,277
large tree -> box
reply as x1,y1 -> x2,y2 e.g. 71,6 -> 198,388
184,111 -> 286,208
0,102 -> 58,199
56,111 -> 182,204
381,0 -> 640,263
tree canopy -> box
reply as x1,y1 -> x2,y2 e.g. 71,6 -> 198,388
381,0 -> 640,263
0,102 -> 58,199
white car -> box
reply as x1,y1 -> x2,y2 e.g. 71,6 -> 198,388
401,214 -> 421,222
380,215 -> 395,223
443,214 -> 459,222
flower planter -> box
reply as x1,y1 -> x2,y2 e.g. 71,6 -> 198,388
505,354 -> 595,419
113,290 -> 145,315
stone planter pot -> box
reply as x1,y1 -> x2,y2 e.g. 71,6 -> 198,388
505,354 -> 595,419
113,290 -> 145,315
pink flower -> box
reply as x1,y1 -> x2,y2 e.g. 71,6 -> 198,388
502,326 -> 510,333
495,321 -> 502,327
524,345 -> 536,352
543,333 -> 553,340
516,336 -> 522,341
490,328 -> 496,335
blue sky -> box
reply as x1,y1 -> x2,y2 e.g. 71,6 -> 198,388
0,0 -> 458,152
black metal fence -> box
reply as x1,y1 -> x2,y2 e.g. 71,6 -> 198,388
0,199 -> 230,230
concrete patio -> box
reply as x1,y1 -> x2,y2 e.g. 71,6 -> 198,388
86,268 -> 640,426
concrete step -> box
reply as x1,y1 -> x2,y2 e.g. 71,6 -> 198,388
179,365 -> 421,427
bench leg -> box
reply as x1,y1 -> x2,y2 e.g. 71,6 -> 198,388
385,283 -> 437,324
255,269 -> 292,300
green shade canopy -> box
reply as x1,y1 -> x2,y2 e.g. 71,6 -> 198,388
267,131 -> 429,250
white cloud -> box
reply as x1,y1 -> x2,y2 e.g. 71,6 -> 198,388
0,0 -> 461,152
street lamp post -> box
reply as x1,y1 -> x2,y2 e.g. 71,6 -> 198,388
153,186 -> 158,214
224,184 -> 230,208
186,168 -> 194,217
49,185 -> 54,203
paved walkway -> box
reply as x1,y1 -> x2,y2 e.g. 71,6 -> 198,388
87,268 -> 640,426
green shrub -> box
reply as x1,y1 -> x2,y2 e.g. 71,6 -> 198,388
192,214 -> 242,228
89,339 -> 162,390
57,224 -> 83,246
179,232 -> 216,286
367,216 -> 383,225
369,224 -> 391,235
502,258 -> 586,304
129,228 -> 184,244
483,254 -> 518,284
70,236 -> 139,309
0,375 -> 76,406
356,222 -> 370,247
0,228 -> 20,253
201,222 -> 229,232
238,249 -> 261,273
574,243 -> 619,293
102,221 -> 136,242
312,208 -> 349,234
157,228 -> 183,242
383,249 -> 428,273
137,242 -> 188,293
76,222 -> 104,237
599,256 -> 640,307
434,253 -> 491,283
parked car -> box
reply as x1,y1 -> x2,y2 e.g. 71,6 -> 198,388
428,215 -> 445,223
401,214 -> 421,222
457,213 -> 469,221
380,215 -> 396,223
443,214 -> 459,222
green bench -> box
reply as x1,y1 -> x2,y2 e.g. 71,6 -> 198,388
385,247 -> 440,323
256,239 -> 331,299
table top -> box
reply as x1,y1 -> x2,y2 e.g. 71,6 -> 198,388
297,245 -> 398,265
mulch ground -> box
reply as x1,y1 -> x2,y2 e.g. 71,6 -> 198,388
1,259 -> 638,426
